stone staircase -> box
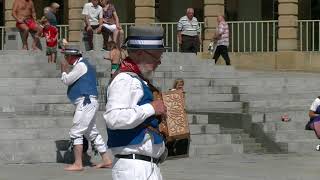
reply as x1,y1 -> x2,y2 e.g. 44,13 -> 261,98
0,51 -> 246,164
2,50 -> 319,164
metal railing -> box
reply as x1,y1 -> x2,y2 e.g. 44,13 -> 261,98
57,25 -> 69,40
228,20 -> 278,52
0,25 -> 68,50
298,20 -> 320,51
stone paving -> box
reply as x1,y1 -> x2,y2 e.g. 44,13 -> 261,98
1,153 -> 320,180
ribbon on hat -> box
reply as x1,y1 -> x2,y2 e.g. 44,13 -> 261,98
127,36 -> 164,49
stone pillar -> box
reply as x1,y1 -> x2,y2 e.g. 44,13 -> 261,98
203,0 -> 224,53
277,0 -> 298,51
68,0 -> 86,43
4,0 -> 15,27
135,0 -> 155,25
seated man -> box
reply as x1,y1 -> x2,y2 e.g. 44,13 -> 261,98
306,96 -> 320,139
82,0 -> 103,51
12,0 -> 40,50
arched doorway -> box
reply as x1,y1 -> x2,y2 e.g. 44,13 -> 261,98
33,0 -> 68,24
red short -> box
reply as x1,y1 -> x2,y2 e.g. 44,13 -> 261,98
16,18 -> 38,31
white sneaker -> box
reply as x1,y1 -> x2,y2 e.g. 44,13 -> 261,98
315,144 -> 320,151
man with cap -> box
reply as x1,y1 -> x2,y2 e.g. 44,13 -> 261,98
103,26 -> 167,180
61,46 -> 112,171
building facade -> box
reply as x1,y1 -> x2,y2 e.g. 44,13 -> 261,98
2,0 -> 320,71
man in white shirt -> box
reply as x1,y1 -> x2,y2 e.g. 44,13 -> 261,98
177,8 -> 201,53
61,47 -> 112,171
82,0 -> 103,51
104,26 -> 167,180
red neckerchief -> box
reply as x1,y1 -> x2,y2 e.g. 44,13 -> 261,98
120,57 -> 142,75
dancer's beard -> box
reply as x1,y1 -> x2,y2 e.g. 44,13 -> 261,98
138,65 -> 154,80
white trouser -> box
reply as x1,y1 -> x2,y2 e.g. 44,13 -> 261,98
112,158 -> 162,180
103,24 -> 117,32
70,97 -> 107,153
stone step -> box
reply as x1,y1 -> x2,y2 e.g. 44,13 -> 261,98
190,134 -> 232,145
0,128 -> 69,140
251,110 -> 309,123
240,92 -> 320,101
262,121 -> 307,132
248,99 -> 313,109
278,141 -> 320,153
188,114 -> 209,124
189,124 -> 220,134
269,130 -> 316,142
0,95 -> 69,105
220,128 -> 245,134
189,144 -> 243,157
186,101 -> 244,112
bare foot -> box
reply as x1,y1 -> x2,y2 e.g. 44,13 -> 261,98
22,45 -> 28,50
64,164 -> 84,171
94,162 -> 112,169
32,47 -> 41,51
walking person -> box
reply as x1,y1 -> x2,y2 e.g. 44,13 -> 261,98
177,8 -> 201,54
212,15 -> 231,65
103,26 -> 167,180
60,46 -> 112,171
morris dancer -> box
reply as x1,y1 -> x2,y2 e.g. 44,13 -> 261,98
60,47 -> 112,171
104,26 -> 167,180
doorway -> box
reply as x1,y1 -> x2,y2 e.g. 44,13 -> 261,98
33,0 -> 68,24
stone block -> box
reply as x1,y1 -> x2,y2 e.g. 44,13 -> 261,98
278,0 -> 298,3
135,0 -> 155,7
5,0 -> 14,10
69,20 -> 83,31
204,5 -> 224,17
135,7 -> 155,18
278,4 -> 298,15
204,28 -> 216,40
204,0 -> 224,5
5,20 -> 16,28
5,10 -> 15,21
277,39 -> 298,51
68,30 -> 81,42
204,17 -> 218,28
278,28 -> 298,39
68,0 -> 87,8
275,51 -> 304,70
69,8 -> 83,20
135,18 -> 154,25
278,15 -> 298,27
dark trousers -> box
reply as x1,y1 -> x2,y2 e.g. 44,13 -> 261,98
213,45 -> 231,65
101,26 -> 112,49
84,25 -> 99,50
181,35 -> 200,54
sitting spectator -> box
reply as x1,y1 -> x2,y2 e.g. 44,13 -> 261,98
82,0 -> 103,51
172,78 -> 185,91
44,2 -> 60,27
306,96 -> 320,139
12,0 -> 40,50
97,0 -> 121,49
104,41 -> 122,77
40,17 -> 58,63
177,8 -> 201,54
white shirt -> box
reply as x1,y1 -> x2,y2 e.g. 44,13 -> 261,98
177,15 -> 200,36
104,72 -> 165,158
310,97 -> 320,112
61,58 -> 87,86
82,3 -> 103,26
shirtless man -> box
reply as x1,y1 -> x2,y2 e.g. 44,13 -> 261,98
12,0 -> 40,50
